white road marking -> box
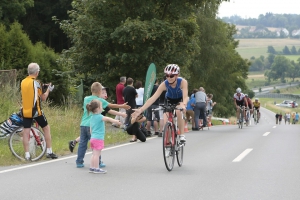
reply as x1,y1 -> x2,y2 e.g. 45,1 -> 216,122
263,132 -> 270,136
0,137 -> 157,174
232,148 -> 253,162
272,126 -> 276,128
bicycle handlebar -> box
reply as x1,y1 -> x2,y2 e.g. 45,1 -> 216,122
152,104 -> 185,119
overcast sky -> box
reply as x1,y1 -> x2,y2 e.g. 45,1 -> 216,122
218,0 -> 299,18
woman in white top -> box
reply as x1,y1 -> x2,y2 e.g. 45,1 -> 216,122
135,81 -> 144,108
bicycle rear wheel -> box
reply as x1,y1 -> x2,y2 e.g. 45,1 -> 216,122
176,137 -> 184,167
163,123 -> 175,171
9,126 -> 46,161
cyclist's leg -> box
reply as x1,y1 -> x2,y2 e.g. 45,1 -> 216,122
22,118 -> 34,158
176,109 -> 184,135
76,126 -> 91,166
236,106 -> 240,122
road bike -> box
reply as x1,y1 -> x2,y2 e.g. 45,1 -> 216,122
245,108 -> 251,126
253,109 -> 258,125
8,122 -> 46,161
237,106 -> 245,129
153,103 -> 185,171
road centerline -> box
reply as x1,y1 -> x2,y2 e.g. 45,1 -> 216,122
232,148 -> 253,162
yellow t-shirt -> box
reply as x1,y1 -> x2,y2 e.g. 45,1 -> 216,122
253,101 -> 260,108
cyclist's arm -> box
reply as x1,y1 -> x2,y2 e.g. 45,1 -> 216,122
181,79 -> 189,106
234,98 -> 238,108
244,97 -> 248,107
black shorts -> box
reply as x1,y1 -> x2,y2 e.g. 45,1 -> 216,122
236,101 -> 245,107
165,97 -> 182,106
23,113 -> 48,128
147,105 -> 160,121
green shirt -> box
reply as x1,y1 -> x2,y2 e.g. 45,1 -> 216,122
80,95 -> 109,126
90,113 -> 105,140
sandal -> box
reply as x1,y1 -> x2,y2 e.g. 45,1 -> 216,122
129,139 -> 137,142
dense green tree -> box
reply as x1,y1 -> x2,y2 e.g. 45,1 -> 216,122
287,61 -> 300,82
0,22 -> 69,104
19,0 -> 72,53
291,46 -> 297,55
267,46 -> 276,54
58,0 -> 209,93
266,55 -> 292,82
282,46 -> 291,55
0,0 -> 34,26
187,2 -> 249,116
57,0 -> 246,117
249,58 -> 264,71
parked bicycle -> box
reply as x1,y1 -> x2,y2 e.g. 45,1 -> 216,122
152,103 -> 185,171
1,112 -> 47,161
9,122 -> 46,161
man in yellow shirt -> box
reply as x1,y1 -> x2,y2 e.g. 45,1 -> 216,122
21,63 -> 57,160
253,98 -> 261,122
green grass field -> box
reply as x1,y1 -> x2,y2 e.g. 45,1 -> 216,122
236,38 -> 300,61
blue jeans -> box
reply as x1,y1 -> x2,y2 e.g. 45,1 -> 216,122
76,126 -> 101,165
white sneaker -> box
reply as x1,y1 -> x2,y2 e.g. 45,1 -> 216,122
179,135 -> 186,143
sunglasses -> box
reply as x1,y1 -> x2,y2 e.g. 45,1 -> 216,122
165,74 -> 175,78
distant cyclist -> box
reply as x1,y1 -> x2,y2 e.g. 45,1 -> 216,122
132,64 -> 188,143
233,88 -> 248,124
245,94 -> 253,117
253,98 -> 261,123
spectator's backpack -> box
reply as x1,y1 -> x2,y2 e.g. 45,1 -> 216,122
0,112 -> 23,137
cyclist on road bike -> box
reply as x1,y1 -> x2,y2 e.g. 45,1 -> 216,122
253,98 -> 261,123
233,88 -> 248,124
245,94 -> 253,117
132,64 -> 188,143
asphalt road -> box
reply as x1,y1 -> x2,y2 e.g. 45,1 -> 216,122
0,107 -> 299,200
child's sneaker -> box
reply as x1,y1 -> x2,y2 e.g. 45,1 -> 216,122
89,168 -> 95,173
93,168 -> 107,174
99,161 -> 106,168
68,140 -> 76,153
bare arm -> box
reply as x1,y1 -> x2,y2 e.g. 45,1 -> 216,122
102,116 -> 122,125
40,84 -> 51,101
108,102 -> 130,110
181,79 -> 188,106
108,109 -> 127,118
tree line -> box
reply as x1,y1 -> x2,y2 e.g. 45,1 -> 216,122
0,0 -> 250,117
249,54 -> 300,84
222,13 -> 300,32
268,46 -> 300,55
222,13 -> 300,39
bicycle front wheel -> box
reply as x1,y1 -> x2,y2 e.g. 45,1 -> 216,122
254,111 -> 257,125
9,126 -> 46,161
176,139 -> 184,167
163,123 -> 175,171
